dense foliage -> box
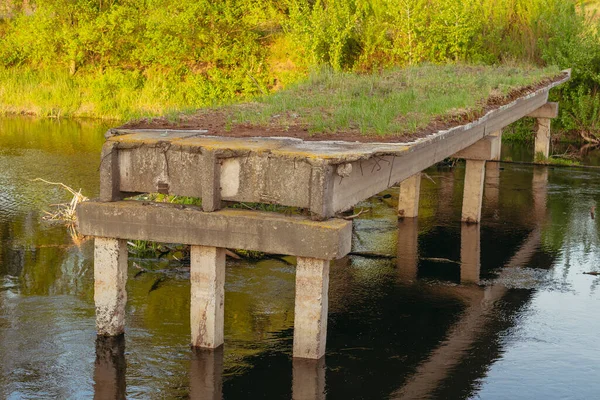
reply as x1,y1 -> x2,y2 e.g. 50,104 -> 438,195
0,0 -> 599,140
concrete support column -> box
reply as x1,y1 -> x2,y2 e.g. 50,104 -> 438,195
489,130 -> 503,161
461,160 -> 486,223
460,223 -> 481,284
191,246 -> 226,349
534,118 -> 551,159
293,358 -> 326,400
397,218 -> 419,281
94,336 -> 126,400
293,257 -> 330,359
94,238 -> 128,336
397,173 -> 421,218
190,347 -> 224,400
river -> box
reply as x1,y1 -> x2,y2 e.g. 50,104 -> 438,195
0,117 -> 599,399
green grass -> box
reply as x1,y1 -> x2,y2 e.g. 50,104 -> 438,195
221,64 -> 561,137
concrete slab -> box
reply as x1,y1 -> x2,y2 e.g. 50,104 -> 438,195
99,73 -> 569,217
77,201 -> 352,260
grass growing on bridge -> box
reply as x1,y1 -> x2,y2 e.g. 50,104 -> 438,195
222,64 -> 561,137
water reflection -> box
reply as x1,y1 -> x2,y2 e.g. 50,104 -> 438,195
460,223 -> 480,284
190,347 -> 224,400
94,336 -> 126,400
396,218 -> 419,281
293,358 -> 326,400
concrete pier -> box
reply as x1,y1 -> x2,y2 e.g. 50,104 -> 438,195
80,74 -> 569,361
190,246 -> 226,349
94,238 -> 128,336
293,258 -> 330,359
461,160 -> 486,223
527,102 -> 558,159
398,173 -> 421,218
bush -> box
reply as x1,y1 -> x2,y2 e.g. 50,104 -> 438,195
1,0 -> 600,132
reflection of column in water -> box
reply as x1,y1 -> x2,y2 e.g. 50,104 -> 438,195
94,335 -> 126,400
460,223 -> 481,284
532,166 -> 549,221
437,173 -> 455,219
484,161 -> 501,209
292,357 -> 326,400
190,347 -> 223,400
397,218 -> 419,282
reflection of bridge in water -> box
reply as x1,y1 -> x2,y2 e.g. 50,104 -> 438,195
92,163 -> 554,399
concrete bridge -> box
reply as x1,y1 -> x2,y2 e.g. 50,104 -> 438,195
91,164 -> 551,399
77,71 -> 568,361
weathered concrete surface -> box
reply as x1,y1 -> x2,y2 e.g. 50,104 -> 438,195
293,257 -> 330,359
78,201 -> 352,260
293,357 -> 326,400
527,102 -> 558,119
190,346 -> 224,400
94,335 -> 126,400
397,173 -> 421,218
534,117 -> 551,158
100,73 -> 569,218
461,160 -> 486,223
190,246 -> 226,349
453,134 -> 501,161
460,223 -> 481,284
94,238 -> 128,336
489,130 -> 502,161
397,218 -> 419,282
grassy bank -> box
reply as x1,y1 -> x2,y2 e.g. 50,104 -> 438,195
0,0 -> 599,141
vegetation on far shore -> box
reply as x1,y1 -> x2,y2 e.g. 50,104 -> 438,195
0,0 -> 599,142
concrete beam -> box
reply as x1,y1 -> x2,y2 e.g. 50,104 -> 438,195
461,160 -> 486,223
293,257 -> 330,359
527,102 -> 558,119
534,118 -> 551,159
94,238 -> 128,336
397,173 -> 421,218
77,201 -> 351,260
453,135 -> 501,161
190,246 -> 226,349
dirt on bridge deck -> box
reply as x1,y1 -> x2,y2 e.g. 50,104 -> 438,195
121,72 -> 567,144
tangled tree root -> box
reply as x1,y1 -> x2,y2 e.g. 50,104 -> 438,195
32,178 -> 88,245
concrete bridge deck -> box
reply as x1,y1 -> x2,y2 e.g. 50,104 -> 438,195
78,70 -> 569,360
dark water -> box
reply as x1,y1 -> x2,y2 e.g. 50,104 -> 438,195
1,117 -> 599,399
